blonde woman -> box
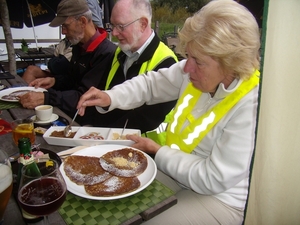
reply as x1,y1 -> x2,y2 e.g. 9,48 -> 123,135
77,0 -> 260,224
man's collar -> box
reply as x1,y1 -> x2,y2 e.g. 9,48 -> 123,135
82,29 -> 101,51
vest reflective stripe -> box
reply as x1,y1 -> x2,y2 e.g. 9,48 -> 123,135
166,70 -> 260,153
184,111 -> 215,145
170,94 -> 193,133
105,42 -> 178,90
138,42 -> 178,74
105,47 -> 122,90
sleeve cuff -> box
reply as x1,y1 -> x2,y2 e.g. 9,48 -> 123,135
43,91 -> 49,104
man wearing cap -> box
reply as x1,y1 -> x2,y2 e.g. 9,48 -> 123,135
19,0 -> 116,118
22,0 -> 103,84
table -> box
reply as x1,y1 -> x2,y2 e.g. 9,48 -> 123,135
14,48 -> 55,65
0,75 -> 177,225
0,75 -> 80,225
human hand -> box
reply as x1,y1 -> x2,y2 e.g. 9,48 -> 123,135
19,92 -> 45,109
127,134 -> 161,155
29,77 -> 55,89
77,87 -> 111,116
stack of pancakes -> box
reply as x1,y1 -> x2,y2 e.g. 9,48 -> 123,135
63,148 -> 148,197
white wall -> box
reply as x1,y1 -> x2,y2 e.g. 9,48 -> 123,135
245,0 -> 300,224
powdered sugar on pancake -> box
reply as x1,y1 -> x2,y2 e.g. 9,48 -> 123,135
64,155 -> 111,185
63,148 -> 148,197
84,176 -> 140,196
99,148 -> 148,177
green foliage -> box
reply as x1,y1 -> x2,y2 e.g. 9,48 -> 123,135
151,4 -> 190,39
151,0 -> 209,14
152,5 -> 189,23
152,22 -> 182,40
21,39 -> 28,47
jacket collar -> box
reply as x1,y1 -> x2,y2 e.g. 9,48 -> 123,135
213,78 -> 241,99
84,28 -> 107,52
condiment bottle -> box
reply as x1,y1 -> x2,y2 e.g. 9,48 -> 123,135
17,137 -> 41,183
17,137 -> 43,223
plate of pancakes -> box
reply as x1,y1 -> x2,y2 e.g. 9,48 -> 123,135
59,144 -> 157,200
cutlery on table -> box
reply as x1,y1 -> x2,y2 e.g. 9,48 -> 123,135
64,109 -> 79,137
118,119 -> 128,140
57,146 -> 87,157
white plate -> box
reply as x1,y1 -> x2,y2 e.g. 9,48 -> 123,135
43,126 -> 81,147
31,114 -> 59,124
59,145 -> 157,200
43,126 -> 141,147
0,87 -> 46,102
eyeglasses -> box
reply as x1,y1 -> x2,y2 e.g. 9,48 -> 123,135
61,18 -> 77,30
109,18 -> 141,32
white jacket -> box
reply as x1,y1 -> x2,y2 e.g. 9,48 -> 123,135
99,60 -> 259,209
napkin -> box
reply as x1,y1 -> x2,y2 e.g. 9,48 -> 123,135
0,100 -> 21,110
0,118 -> 12,135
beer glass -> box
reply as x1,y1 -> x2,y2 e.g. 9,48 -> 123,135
18,159 -> 67,225
0,150 -> 13,224
11,118 -> 35,145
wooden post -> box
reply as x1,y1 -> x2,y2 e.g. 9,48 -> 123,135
155,21 -> 159,34
174,26 -> 178,34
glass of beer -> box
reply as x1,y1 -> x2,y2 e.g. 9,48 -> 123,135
11,118 -> 35,145
18,159 -> 67,225
0,150 -> 13,224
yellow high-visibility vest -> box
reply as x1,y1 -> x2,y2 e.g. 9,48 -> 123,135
166,70 -> 260,153
105,42 -> 178,90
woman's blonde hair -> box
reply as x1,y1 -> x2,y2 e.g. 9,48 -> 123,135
178,0 -> 260,79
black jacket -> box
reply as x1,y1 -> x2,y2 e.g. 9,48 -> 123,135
44,29 -> 117,117
78,33 -> 177,133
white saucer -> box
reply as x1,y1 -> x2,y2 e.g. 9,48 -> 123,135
31,114 -> 59,124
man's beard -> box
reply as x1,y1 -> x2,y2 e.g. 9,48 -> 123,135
118,32 -> 142,52
69,31 -> 84,45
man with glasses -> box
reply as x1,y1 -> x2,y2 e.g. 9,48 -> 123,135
78,0 -> 178,134
19,0 -> 116,119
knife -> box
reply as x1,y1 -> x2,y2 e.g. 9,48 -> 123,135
119,119 -> 128,139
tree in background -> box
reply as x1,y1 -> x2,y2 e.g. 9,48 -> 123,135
0,0 -> 16,75
151,0 -> 209,14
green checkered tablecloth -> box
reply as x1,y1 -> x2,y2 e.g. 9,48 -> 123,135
59,179 -> 175,225
0,100 -> 21,109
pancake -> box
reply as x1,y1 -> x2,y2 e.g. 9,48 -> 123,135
84,176 -> 140,197
99,148 -> 148,177
63,155 -> 111,185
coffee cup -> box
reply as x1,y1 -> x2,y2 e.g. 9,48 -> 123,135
35,105 -> 53,121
